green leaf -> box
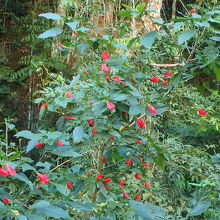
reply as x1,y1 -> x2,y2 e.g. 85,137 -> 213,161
24,214 -> 45,220
156,154 -> 166,170
6,123 -> 15,130
52,147 -> 81,157
14,173 -> 33,190
73,126 -> 84,143
22,163 -> 36,172
66,21 -> 79,31
39,13 -> 61,20
70,202 -> 96,212
118,10 -> 132,17
140,31 -> 157,49
38,27 -> 63,39
189,198 -> 211,216
178,30 -> 197,45
15,130 -> 40,140
121,4 -> 132,9
111,94 -> 128,101
129,104 -> 145,116
136,3 -> 145,13
55,183 -> 69,196
26,139 -> 40,153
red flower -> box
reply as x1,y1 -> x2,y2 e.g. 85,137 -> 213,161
123,190 -> 129,199
0,168 -> 8,176
40,103 -> 47,111
112,76 -> 121,82
82,67 -> 89,74
96,174 -> 104,180
36,142 -> 43,147
37,173 -> 49,184
106,76 -> 111,81
197,109 -> 207,116
123,81 -> 127,85
101,64 -> 110,74
134,194 -> 141,201
4,164 -> 16,176
143,163 -> 150,167
101,52 -> 110,60
103,177 -> 111,184
137,156 -> 143,162
66,181 -> 72,189
65,91 -> 72,98
87,171 -> 91,175
106,101 -> 115,110
162,80 -> 168,86
164,72 -> 172,77
119,179 -> 125,188
189,9 -> 196,14
59,43 -> 64,48
148,105 -> 156,115
3,198 -> 10,204
56,141 -> 64,146
136,141 -> 143,144
126,158 -> 133,166
136,118 -> 145,129
92,127 -> 97,136
135,173 -> 141,179
65,116 -> 75,120
109,135 -> 114,140
105,185 -> 109,190
149,77 -> 159,83
144,182 -> 151,187
101,157 -> 107,163
88,119 -> 95,127
75,32 -> 79,37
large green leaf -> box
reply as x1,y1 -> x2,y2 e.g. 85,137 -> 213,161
189,197 -> 211,216
178,30 -> 197,45
52,147 -> 81,157
55,183 -> 69,196
66,21 -> 79,31
111,93 -> 128,101
140,31 -> 157,49
14,173 -> 33,190
129,104 -> 145,116
15,130 -> 40,140
39,13 -> 61,20
70,202 -> 96,212
73,126 -> 84,143
38,27 -> 63,39
26,139 -> 40,153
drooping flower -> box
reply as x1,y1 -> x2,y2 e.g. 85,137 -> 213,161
96,174 -> 104,180
59,43 -> 65,48
135,173 -> 141,179
0,168 -> 8,176
123,81 -> 127,85
136,141 -> 143,144
109,135 -> 114,140
144,182 -> 151,187
136,118 -> 145,129
66,181 -> 73,189
149,77 -> 159,83
88,119 -> 95,127
101,64 -> 110,74
101,52 -> 110,60
105,185 -> 109,190
65,116 -> 75,120
37,173 -> 49,184
40,103 -> 47,111
106,76 -> 111,81
87,171 -> 91,175
82,67 -> 89,74
4,164 -> 16,176
197,109 -> 207,116
148,105 -> 156,115
189,9 -> 196,14
92,127 -> 97,136
103,177 -> 111,184
101,157 -> 107,163
56,141 -> 64,146
134,194 -> 141,201
164,72 -> 172,77
36,142 -> 43,147
106,101 -> 115,110
3,198 -> 10,204
112,76 -> 121,82
123,190 -> 129,199
162,80 -> 168,86
126,158 -> 133,166
143,163 -> 150,167
75,32 -> 79,37
65,91 -> 72,98
137,156 -> 143,162
36,185 -> 40,189
119,179 -> 125,188
119,125 -> 126,132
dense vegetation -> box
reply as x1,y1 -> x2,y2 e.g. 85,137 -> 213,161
0,0 -> 219,219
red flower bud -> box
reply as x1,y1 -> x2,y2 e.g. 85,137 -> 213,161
4,164 -> 16,176
162,80 -> 168,86
106,76 -> 111,81
134,194 -> 141,201
0,168 -> 8,176
75,32 -> 79,37
101,157 -> 107,163
65,91 -> 72,98
37,173 -> 49,184
135,173 -> 141,179
144,182 -> 151,187
136,141 -> 143,144
65,116 -> 75,120
143,163 -> 150,167
87,171 -> 91,175
109,135 -> 114,140
56,141 -> 64,146
66,181 -> 73,189
96,174 -> 104,180
105,185 -> 109,190
136,118 -> 145,129
88,119 -> 95,127
149,77 -> 159,83
148,105 -> 156,115
81,67 -> 89,74
112,76 -> 121,82
126,158 -> 132,166
197,109 -> 207,116
119,179 -> 125,188
101,64 -> 110,74
40,103 -> 47,111
92,127 -> 97,136
164,72 -> 172,77
123,190 -> 129,199
3,198 -> 10,204
101,52 -> 110,60
36,142 -> 44,147
36,185 -> 40,189
106,101 -> 115,110
103,177 -> 111,183
189,9 -> 196,14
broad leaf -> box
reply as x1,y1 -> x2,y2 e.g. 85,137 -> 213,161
38,27 -> 63,39
178,30 -> 197,45
73,126 -> 84,143
70,202 -> 96,212
14,173 -> 33,190
15,130 -> 40,140
66,21 -> 79,31
140,31 -> 157,49
189,197 -> 211,216
129,104 -> 145,116
52,147 -> 81,157
39,13 -> 61,20
26,139 -> 40,153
